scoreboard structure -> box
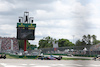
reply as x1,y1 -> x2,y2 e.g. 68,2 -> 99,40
16,11 -> 36,51
17,23 -> 36,40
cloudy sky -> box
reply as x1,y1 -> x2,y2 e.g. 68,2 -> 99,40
0,0 -> 100,46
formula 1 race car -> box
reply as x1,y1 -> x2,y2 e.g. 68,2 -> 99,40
93,55 -> 100,61
0,54 -> 6,59
38,55 -> 62,60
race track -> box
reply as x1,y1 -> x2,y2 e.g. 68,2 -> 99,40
0,59 -> 99,67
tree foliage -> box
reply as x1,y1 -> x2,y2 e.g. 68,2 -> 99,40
38,36 -> 53,48
18,40 -> 37,50
75,40 -> 86,46
75,34 -> 100,46
58,39 -> 74,47
18,40 -> 24,50
38,36 -> 74,48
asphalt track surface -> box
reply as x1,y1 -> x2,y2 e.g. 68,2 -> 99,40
0,59 -> 100,67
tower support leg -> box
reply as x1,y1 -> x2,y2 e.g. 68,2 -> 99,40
24,40 -> 27,51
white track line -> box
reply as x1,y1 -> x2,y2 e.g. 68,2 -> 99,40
32,66 -> 50,67
0,63 -> 24,67
21,64 -> 27,65
29,64 -> 35,65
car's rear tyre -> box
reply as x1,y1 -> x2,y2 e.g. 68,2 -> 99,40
4,57 -> 6,59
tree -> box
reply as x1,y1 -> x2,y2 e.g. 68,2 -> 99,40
75,34 -> 100,46
82,34 -> 92,45
92,35 -> 97,45
38,36 -> 75,48
81,39 -> 87,45
38,36 -> 54,48
27,44 -> 37,50
83,35 -> 87,43
87,34 -> 91,45
58,39 -> 74,47
18,40 -> 37,50
18,40 -> 24,50
75,39 -> 86,46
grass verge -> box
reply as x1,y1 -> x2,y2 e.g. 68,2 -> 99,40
62,57 -> 90,60
6,54 -> 91,60
6,55 -> 19,59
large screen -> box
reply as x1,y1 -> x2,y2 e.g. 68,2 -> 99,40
17,28 -> 35,40
17,23 -> 36,40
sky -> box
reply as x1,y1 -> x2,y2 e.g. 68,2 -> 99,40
0,0 -> 100,46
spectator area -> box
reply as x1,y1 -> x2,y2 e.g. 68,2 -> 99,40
0,37 -> 19,52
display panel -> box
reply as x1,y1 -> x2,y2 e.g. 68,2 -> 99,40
17,23 -> 36,40
17,28 -> 35,40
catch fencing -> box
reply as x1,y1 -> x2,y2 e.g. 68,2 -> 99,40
40,45 -> 100,56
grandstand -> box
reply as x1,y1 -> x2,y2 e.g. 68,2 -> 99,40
0,37 -> 19,53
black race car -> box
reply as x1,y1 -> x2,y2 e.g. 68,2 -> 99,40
93,55 -> 100,61
38,55 -> 62,60
0,54 -> 6,59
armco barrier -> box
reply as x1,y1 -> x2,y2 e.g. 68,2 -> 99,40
45,53 -> 67,56
7,54 -> 37,59
0,53 -> 38,59
44,53 -> 97,57
18,55 -> 37,59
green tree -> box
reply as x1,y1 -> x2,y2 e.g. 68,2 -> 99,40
18,40 -> 24,50
83,35 -> 87,43
75,40 -> 82,46
81,39 -> 87,45
18,40 -> 37,50
75,34 -> 100,46
38,36 -> 54,48
58,39 -> 74,47
92,35 -> 97,45
27,44 -> 37,50
87,34 -> 91,45
38,36 -> 74,48
82,34 -> 92,45
75,39 -> 86,46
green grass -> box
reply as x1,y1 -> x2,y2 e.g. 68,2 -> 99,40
62,57 -> 90,60
6,54 -> 37,59
6,55 -> 19,59
6,54 -> 90,60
